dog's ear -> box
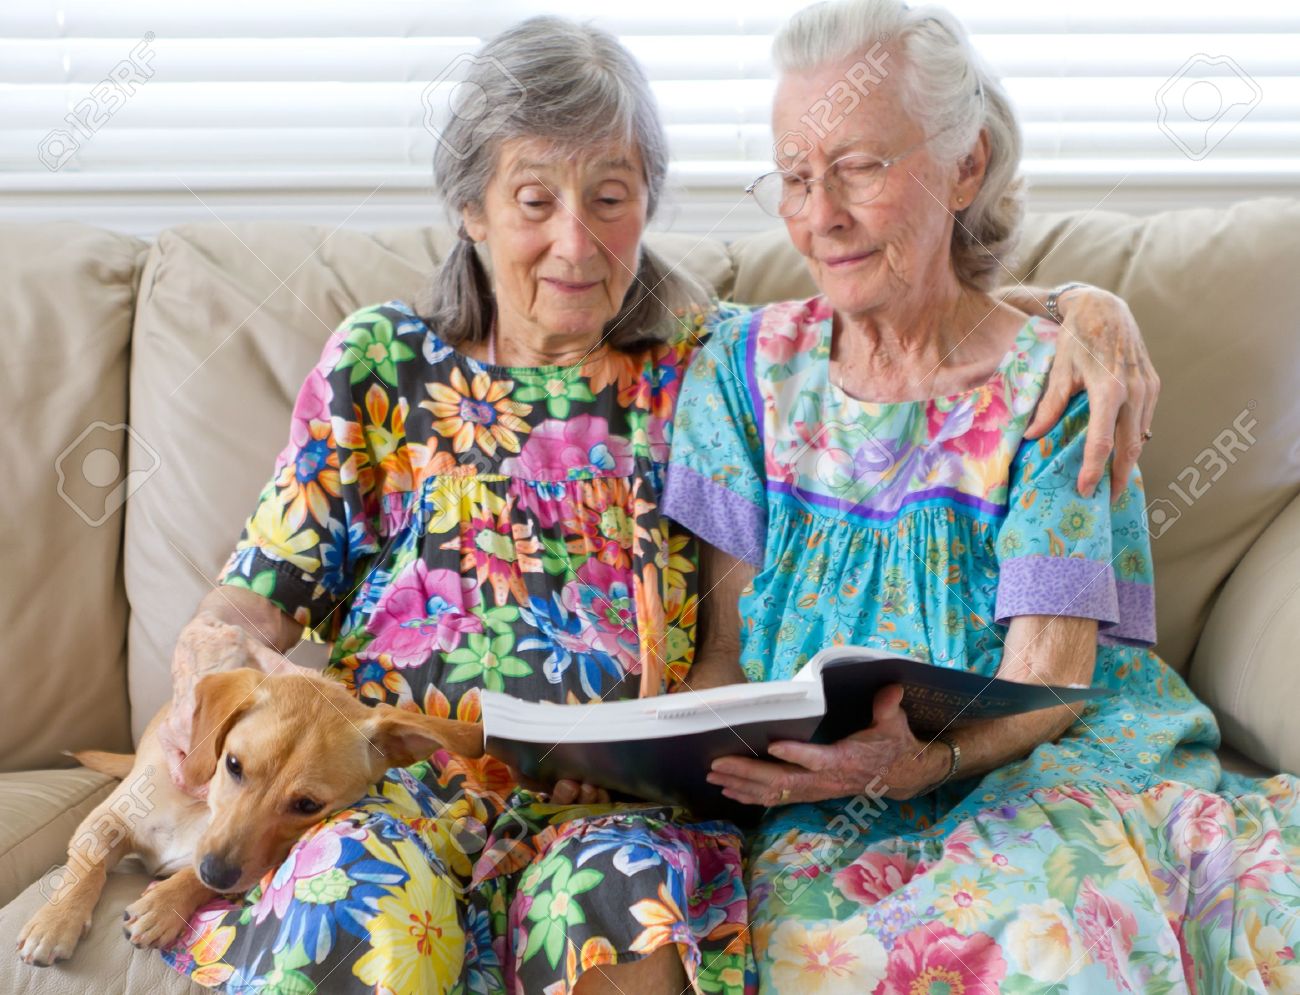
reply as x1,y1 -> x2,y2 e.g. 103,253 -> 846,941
180,668 -> 264,790
362,706 -> 484,770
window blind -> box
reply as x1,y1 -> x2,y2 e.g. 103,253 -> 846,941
2,0 -> 1297,236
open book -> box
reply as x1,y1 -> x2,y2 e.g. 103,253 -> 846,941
480,646 -> 1114,823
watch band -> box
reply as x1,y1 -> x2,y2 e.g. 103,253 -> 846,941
933,734 -> 961,789
1045,281 -> 1089,324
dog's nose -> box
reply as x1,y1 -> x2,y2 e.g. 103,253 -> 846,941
198,853 -> 241,892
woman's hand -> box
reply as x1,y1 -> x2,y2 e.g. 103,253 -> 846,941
548,780 -> 612,805
511,769 -> 611,805
1023,285 -> 1160,500
707,685 -> 947,805
157,609 -> 310,793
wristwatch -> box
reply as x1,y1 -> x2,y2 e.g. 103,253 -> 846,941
933,734 -> 961,789
1045,282 -> 1089,324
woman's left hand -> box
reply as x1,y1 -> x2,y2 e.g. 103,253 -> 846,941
707,685 -> 940,805
1024,285 -> 1160,500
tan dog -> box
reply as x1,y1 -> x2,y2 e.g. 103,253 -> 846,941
16,667 -> 483,966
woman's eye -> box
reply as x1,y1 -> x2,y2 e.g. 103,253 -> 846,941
292,797 -> 323,816
839,161 -> 881,177
225,754 -> 242,780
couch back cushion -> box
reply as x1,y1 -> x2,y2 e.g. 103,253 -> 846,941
0,223 -> 140,770
124,223 -> 732,738
727,198 -> 1300,674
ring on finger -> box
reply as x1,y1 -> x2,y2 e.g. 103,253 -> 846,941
1141,429 -> 1153,442
779,787 -> 791,803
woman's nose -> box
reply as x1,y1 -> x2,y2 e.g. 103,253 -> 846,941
551,208 -> 599,264
803,179 -> 850,236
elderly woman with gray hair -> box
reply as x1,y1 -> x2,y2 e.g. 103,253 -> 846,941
152,10 -> 1163,995
669,1 -> 1300,992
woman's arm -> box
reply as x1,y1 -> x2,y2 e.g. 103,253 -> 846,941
680,539 -> 753,691
999,283 -> 1160,500
708,613 -> 1098,804
906,613 -> 1099,787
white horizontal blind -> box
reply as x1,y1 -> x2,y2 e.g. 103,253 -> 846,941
2,0 -> 1299,236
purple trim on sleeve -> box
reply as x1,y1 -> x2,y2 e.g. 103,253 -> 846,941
996,555 -> 1157,647
1101,579 -> 1158,646
663,465 -> 766,568
996,555 -> 1118,624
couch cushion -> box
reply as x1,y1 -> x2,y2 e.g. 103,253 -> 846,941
1191,491 -> 1300,775
0,769 -> 116,908
726,199 -> 1300,674
0,870 -> 208,994
124,223 -> 735,738
0,223 -> 141,770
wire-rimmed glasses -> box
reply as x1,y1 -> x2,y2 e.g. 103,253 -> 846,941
746,138 -> 931,219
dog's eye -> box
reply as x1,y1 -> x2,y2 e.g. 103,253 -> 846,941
292,798 -> 323,816
225,754 -> 242,780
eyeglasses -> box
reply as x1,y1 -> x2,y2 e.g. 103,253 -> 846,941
746,138 -> 931,219
746,105 -> 987,219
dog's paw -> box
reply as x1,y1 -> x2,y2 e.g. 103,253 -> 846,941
16,903 -> 91,966
122,888 -> 192,950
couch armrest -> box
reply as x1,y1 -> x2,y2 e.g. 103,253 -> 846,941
1189,490 -> 1300,775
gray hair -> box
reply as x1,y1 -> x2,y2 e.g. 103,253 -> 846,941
774,0 -> 1024,290
424,17 -> 700,348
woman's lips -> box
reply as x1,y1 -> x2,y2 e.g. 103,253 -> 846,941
824,250 -> 877,268
543,278 -> 601,294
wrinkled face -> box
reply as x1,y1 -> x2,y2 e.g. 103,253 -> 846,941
193,688 -> 380,894
463,136 -> 649,343
771,57 -> 983,318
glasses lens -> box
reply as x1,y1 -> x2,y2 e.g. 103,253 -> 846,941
750,171 -> 804,218
834,157 -> 888,204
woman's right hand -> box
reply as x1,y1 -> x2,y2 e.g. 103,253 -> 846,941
157,611 -> 306,792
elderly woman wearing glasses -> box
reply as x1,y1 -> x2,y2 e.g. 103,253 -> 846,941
667,0 -> 1300,991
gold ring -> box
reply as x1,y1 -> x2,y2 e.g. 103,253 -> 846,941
779,787 -> 791,803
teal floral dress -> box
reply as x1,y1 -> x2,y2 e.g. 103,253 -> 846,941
665,296 -> 1300,994
160,301 -> 750,994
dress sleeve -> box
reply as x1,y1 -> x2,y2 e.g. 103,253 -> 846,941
217,304 -> 412,641
663,302 -> 767,568
993,392 -> 1156,646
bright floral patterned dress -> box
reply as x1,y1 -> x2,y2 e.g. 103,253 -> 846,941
160,300 -> 750,994
665,296 -> 1300,995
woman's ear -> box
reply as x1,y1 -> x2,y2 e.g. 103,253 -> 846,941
953,128 -> 990,210
180,668 -> 263,790
461,203 -> 488,243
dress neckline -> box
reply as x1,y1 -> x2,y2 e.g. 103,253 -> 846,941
400,301 -> 611,377
817,304 -> 1042,408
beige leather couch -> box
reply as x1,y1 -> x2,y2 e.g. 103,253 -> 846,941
2,199 -> 1299,992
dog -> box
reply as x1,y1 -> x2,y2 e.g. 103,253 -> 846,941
16,665 -> 483,966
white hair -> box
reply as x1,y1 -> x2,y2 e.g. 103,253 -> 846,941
774,0 -> 1025,289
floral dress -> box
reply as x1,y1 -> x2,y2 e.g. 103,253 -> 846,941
665,296 -> 1300,995
161,301 -> 750,994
